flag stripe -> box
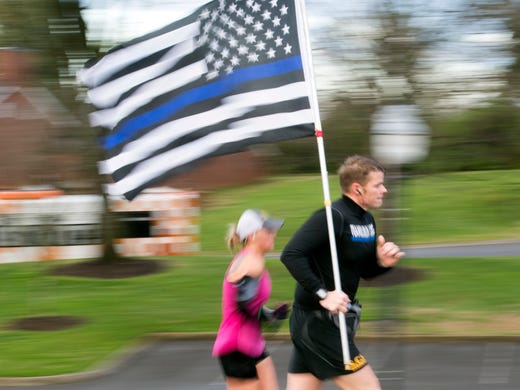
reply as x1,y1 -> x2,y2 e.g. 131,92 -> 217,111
98,81 -> 310,174
103,55 -> 303,149
111,96 -> 312,178
80,21 -> 200,87
91,59 -> 207,129
87,39 -> 197,109
109,100 -> 312,181
105,108 -> 313,197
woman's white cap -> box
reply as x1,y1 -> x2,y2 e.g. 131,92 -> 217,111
236,209 -> 284,241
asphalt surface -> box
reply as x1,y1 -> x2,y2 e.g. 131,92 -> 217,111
1,338 -> 518,390
403,240 -> 520,258
0,241 -> 518,389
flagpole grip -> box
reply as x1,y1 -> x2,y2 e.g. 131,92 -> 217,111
315,134 -> 352,369
297,0 -> 351,368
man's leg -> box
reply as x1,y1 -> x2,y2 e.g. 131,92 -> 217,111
331,364 -> 381,390
286,372 -> 322,390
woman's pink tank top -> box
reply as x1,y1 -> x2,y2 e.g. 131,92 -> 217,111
212,250 -> 272,358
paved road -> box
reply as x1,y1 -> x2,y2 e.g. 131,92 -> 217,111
264,240 -> 520,260
1,338 -> 518,390
403,240 -> 520,258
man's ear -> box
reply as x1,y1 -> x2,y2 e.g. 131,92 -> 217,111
352,183 -> 363,195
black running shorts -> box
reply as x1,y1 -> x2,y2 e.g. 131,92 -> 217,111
288,306 -> 368,380
218,349 -> 269,379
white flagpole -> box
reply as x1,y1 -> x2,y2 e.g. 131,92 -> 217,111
295,0 -> 351,370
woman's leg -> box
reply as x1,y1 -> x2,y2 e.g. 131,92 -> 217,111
225,377 -> 260,390
220,351 -> 262,390
331,364 -> 381,390
256,355 -> 280,390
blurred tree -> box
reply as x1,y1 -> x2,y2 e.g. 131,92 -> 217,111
503,1 -> 520,102
0,0 -> 124,264
273,1 -> 429,173
322,1 -> 428,170
370,2 -> 423,104
419,102 -> 520,173
416,1 -> 520,173
276,1 -> 520,175
0,0 -> 98,189
0,0 -> 88,85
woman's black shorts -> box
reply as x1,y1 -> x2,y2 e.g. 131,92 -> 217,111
218,349 -> 269,379
288,306 -> 368,380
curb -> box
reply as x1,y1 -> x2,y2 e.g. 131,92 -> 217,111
1,332 -> 519,387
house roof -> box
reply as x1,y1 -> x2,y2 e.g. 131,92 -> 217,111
0,86 -> 82,126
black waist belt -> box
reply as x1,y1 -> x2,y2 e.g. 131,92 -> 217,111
307,300 -> 362,336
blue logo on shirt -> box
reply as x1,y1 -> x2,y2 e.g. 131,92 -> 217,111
350,224 -> 375,242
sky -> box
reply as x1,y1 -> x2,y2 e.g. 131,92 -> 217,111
80,0 -> 352,42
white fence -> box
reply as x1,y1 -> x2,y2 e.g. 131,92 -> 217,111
0,188 -> 200,263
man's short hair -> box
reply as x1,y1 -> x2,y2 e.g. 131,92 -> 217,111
337,155 -> 385,192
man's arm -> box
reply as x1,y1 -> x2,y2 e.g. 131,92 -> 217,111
281,209 -> 341,298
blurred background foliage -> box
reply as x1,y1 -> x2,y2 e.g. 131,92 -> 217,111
0,0 -> 93,97
1,0 -> 520,181
273,0 -> 520,175
0,0 -> 100,193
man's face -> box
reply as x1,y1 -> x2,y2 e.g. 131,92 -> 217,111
358,171 -> 387,210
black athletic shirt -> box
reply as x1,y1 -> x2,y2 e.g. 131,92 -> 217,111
281,195 -> 389,310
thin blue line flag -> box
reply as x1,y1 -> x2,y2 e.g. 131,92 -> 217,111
79,0 -> 316,200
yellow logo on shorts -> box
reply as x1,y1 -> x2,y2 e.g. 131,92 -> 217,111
349,354 -> 367,371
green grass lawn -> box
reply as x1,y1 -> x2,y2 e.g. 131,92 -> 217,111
200,170 -> 520,251
0,170 -> 519,377
405,170 -> 520,244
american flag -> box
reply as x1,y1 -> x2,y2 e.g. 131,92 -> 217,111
80,0 -> 316,200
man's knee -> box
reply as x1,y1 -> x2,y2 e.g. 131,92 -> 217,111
286,372 -> 321,390
332,364 -> 381,390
